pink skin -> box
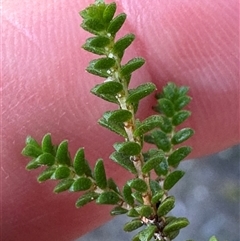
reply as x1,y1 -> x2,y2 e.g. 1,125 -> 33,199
2,0 -> 239,240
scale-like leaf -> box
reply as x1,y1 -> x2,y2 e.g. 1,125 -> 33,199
22,144 -> 42,158
157,98 -> 175,117
94,159 -> 107,189
51,166 -> 71,180
81,18 -> 105,35
131,191 -> 143,204
123,184 -> 134,206
108,178 -> 120,194
135,205 -> 153,217
149,180 -> 162,194
120,57 -> 145,77
41,133 -> 55,155
106,109 -> 132,123
113,141 -> 141,156
37,167 -> 56,182
96,191 -> 120,205
168,146 -> 192,166
163,170 -> 185,190
171,128 -> 194,145
113,34 -> 135,58
174,95 -> 192,111
103,2 -> 116,23
172,110 -> 191,126
70,177 -> 92,192
163,217 -> 189,234
83,36 -> 110,55
159,116 -> 172,133
110,151 -> 137,174
110,206 -> 128,215
127,208 -> 140,217
157,196 -> 175,216
133,225 -> 156,241
154,157 -> 168,176
151,190 -> 164,204
123,219 -> 143,232
126,82 -> 155,104
56,140 -> 71,165
54,178 -> 74,193
26,158 -> 41,170
25,136 -> 41,147
149,130 -> 172,152
142,152 -> 165,174
107,13 -> 126,36
134,115 -> 163,136
35,153 -> 55,166
75,191 -> 99,208
98,116 -> 127,137
128,178 -> 148,193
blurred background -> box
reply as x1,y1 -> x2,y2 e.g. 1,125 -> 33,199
76,145 -> 240,241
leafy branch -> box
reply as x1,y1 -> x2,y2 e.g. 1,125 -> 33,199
21,1 -> 221,241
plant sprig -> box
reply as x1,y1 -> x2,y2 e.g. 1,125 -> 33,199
21,1 -> 221,241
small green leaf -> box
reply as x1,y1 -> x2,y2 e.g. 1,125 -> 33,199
157,196 -> 175,216
151,190 -> 164,204
158,98 -> 175,117
110,152 -> 137,174
128,178 -> 148,193
171,128 -> 194,144
158,116 -> 172,133
136,225 -> 156,241
91,81 -> 122,103
135,205 -> 153,217
54,178 -> 75,193
51,166 -> 71,180
123,184 -> 134,206
149,180 -> 162,194
209,236 -> 218,241
123,219 -> 143,232
174,95 -> 192,111
37,167 -> 56,182
163,217 -> 189,234
126,82 -> 155,104
110,206 -> 128,216
81,18 -> 105,35
154,157 -> 169,176
25,136 -> 41,147
148,130 -> 172,152
131,191 -> 143,204
26,158 -> 41,170
134,115 -> 163,136
127,208 -> 140,217
35,153 -> 55,166
22,144 -> 42,158
121,58 -> 145,77
75,191 -> 99,208
172,110 -> 191,126
94,159 -> 107,189
107,178 -> 120,194
113,142 -> 141,156
107,13 -> 126,36
142,153 -> 165,174
96,191 -> 120,205
98,116 -> 127,137
168,146 -> 192,166
56,140 -> 71,165
70,177 -> 92,192
113,34 -> 135,58
103,2 -> 116,22
163,170 -> 185,190
106,109 -> 132,123
168,230 -> 180,239
41,133 -> 55,155
162,82 -> 178,102
83,36 -> 110,55
87,58 -> 116,77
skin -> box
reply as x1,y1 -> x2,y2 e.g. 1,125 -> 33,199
2,0 -> 239,240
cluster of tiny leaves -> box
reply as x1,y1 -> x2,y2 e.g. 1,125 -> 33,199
21,1 -> 219,241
